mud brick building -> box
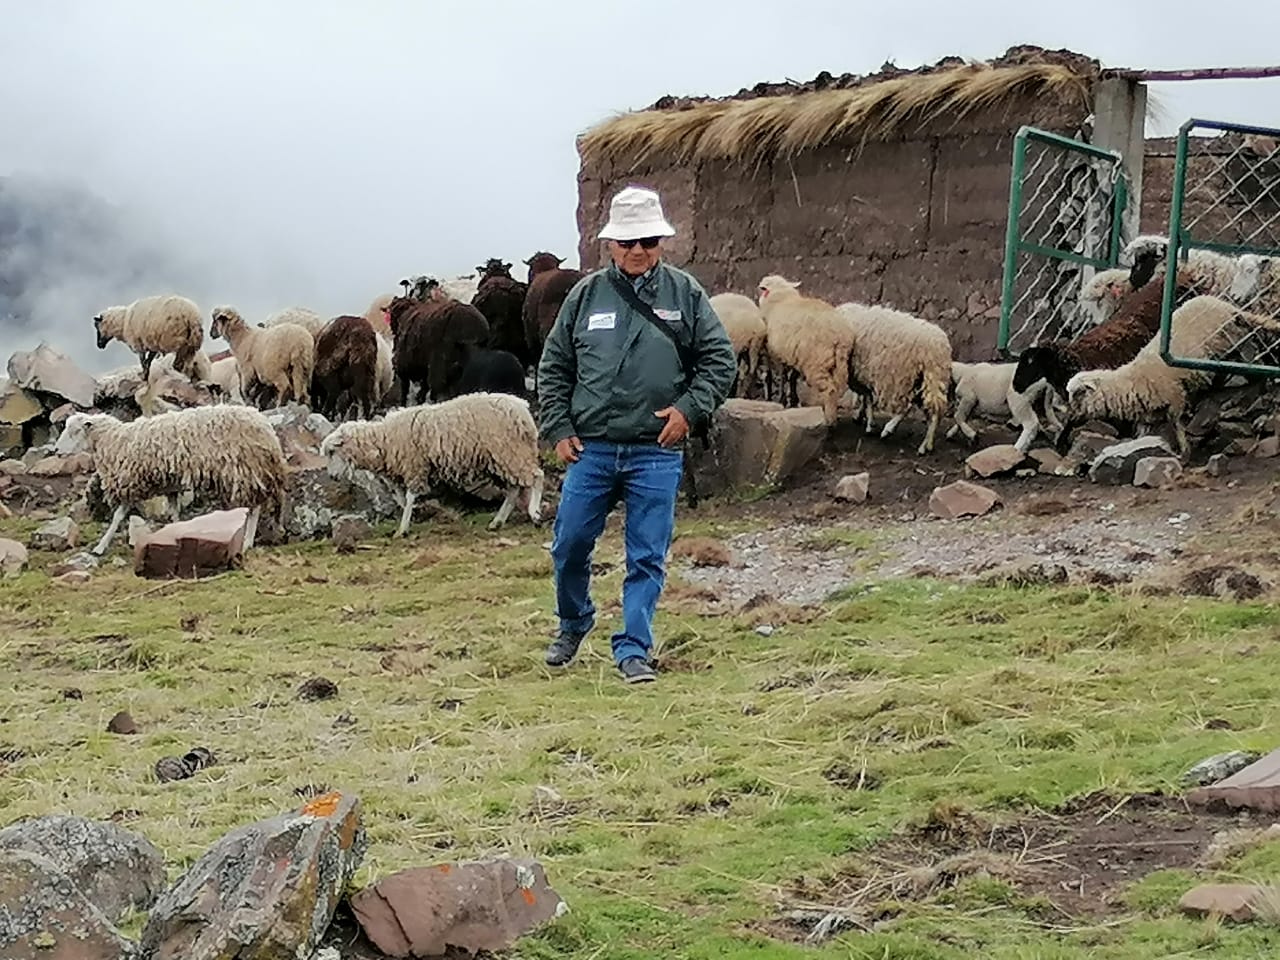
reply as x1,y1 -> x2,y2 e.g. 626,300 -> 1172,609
574,47 -> 1112,361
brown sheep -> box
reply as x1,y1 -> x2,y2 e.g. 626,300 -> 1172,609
521,251 -> 584,388
386,296 -> 490,406
311,315 -> 378,421
472,257 -> 530,369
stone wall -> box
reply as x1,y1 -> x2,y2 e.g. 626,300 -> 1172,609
577,92 -> 1091,362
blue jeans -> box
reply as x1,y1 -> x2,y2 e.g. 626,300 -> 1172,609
551,440 -> 684,665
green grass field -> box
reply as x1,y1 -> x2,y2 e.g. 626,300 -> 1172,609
3,510 -> 1280,958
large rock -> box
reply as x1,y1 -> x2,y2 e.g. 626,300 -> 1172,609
1181,751 -> 1259,787
1088,436 -> 1174,485
134,509 -> 248,579
1187,747 -> 1280,812
1054,431 -> 1115,476
832,472 -> 869,504
350,858 -> 567,958
8,344 -> 96,409
1027,447 -> 1064,475
331,514 -> 372,552
277,468 -> 401,541
0,848 -> 137,960
1133,456 -> 1183,489
141,791 -> 365,960
0,425 -> 24,457
265,404 -> 334,470
28,454 -> 94,478
0,538 -> 28,578
0,378 -> 43,425
1178,884 -> 1269,922
964,444 -> 1027,479
0,815 -> 166,923
929,480 -> 1000,519
689,399 -> 828,499
30,517 -> 80,553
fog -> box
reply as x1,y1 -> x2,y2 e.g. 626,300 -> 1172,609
2,0 -> 1278,373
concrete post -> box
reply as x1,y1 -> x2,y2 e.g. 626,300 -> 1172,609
1092,77 -> 1149,243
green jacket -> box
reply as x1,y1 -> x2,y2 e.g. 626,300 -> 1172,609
537,260 -> 737,446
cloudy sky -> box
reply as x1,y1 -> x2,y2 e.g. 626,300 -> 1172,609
2,0 -> 1279,371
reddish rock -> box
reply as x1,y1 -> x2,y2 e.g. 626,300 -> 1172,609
29,454 -> 94,477
351,858 -> 567,958
1188,748 -> 1280,812
833,472 -> 870,503
0,458 -> 28,477
928,480 -> 1000,519
106,711 -> 138,736
8,343 -> 97,408
964,444 -> 1027,479
134,509 -> 249,580
141,791 -> 366,960
1178,883 -> 1269,922
1027,447 -> 1064,475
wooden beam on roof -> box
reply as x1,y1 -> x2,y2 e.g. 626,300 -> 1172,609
1102,65 -> 1280,82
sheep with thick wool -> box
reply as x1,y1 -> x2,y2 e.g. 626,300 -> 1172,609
94,294 -> 205,381
54,405 -> 287,555
311,314 -> 379,420
210,306 -> 315,409
1080,268 -> 1135,324
319,392 -> 543,536
947,361 -> 1059,453
1123,234 -> 1256,298
1064,294 -> 1274,456
709,292 -> 767,398
207,355 -> 246,404
264,306 -> 326,338
756,276 -> 852,426
834,301 -> 951,454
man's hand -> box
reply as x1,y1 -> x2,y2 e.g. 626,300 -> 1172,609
654,406 -> 689,447
555,436 -> 584,464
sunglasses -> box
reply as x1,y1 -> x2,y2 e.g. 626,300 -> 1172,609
615,237 -> 661,249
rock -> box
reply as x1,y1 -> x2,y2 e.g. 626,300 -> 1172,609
106,711 -> 138,736
127,517 -> 152,549
8,343 -> 96,408
145,371 -> 217,410
1054,431 -> 1114,476
1253,436 -> 1280,459
1178,884 -> 1270,922
28,454 -> 94,477
928,480 -> 1000,519
0,378 -> 44,425
0,815 -> 167,923
134,509 -> 249,579
964,444 -> 1027,479
297,677 -> 339,702
54,570 -> 92,586
276,468 -> 401,542
331,514 -> 371,553
1187,397 -> 1222,437
0,538 -> 28,579
832,472 -> 869,503
266,405 -> 334,470
1088,436 -> 1174,485
0,457 -> 28,476
0,849 -> 138,960
350,858 -> 567,958
53,552 -> 100,577
1188,748 -> 1280,812
1206,454 -> 1229,477
1181,751 -> 1260,787
153,748 -> 217,784
30,517 -> 80,552
1079,419 -> 1119,438
688,399 -> 829,499
1133,456 -> 1183,488
1223,437 -> 1254,455
140,791 -> 366,960
49,403 -> 76,425
1027,447 -> 1064,474
1,425 -> 24,458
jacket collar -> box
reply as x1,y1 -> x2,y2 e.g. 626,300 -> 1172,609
608,259 -> 661,295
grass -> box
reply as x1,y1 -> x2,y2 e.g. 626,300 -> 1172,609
4,508 -> 1280,958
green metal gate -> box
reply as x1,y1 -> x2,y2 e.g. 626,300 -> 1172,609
1158,118 -> 1280,377
997,126 -> 1130,357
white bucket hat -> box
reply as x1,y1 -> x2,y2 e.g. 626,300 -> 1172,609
597,186 -> 676,241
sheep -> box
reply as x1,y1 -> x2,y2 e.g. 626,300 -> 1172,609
319,392 -> 543,536
1123,234 -> 1252,297
386,295 -> 490,406
451,342 -> 527,399
311,315 -> 378,420
471,258 -> 531,368
373,331 -> 394,408
54,405 -> 288,555
709,292 -> 767,398
522,252 -> 584,383
94,294 -> 204,381
835,301 -> 951,454
364,293 -> 395,336
1079,268 -> 1134,324
1064,294 -> 1277,456
402,274 -> 480,305
264,306 -> 326,339
207,355 -> 245,404
947,361 -> 1059,453
209,306 -> 315,409
755,276 -> 853,427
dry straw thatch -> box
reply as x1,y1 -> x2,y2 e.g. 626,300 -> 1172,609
580,61 -> 1094,169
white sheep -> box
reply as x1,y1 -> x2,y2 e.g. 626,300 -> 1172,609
1079,267 -> 1133,324
208,355 -> 246,404
835,301 -> 952,455
54,406 -> 288,555
756,276 -> 853,425
947,361 -> 1059,453
402,274 -> 481,305
94,294 -> 204,381
364,293 -> 394,336
709,292 -> 767,398
1065,294 -> 1273,456
319,392 -> 544,536
209,306 -> 315,409
264,306 -> 326,338
373,330 -> 394,408
1122,234 -> 1252,299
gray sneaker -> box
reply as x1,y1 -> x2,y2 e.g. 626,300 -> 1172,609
618,657 -> 656,684
545,632 -> 584,667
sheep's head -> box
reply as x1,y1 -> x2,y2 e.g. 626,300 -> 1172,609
209,306 -> 243,340
1121,234 -> 1168,269
93,307 -> 124,349
385,296 -> 417,338
477,258 -> 513,280
1011,347 -> 1062,393
93,313 -> 109,349
524,252 -> 564,278
757,274 -> 800,307
1129,250 -> 1163,290
54,413 -> 98,456
319,424 -> 363,482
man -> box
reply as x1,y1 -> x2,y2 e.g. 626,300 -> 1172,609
537,185 -> 737,684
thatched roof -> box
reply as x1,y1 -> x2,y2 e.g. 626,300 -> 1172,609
579,46 -> 1100,168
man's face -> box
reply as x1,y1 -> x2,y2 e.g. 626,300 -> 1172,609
609,237 -> 662,277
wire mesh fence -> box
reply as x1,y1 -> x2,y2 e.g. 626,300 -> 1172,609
1157,119 -> 1280,378
997,126 -> 1130,358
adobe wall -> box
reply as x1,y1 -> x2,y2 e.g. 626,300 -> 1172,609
577,92 -> 1091,361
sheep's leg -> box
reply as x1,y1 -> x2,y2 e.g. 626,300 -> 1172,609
92,504 -> 130,556
394,489 -> 417,538
788,370 -> 800,408
918,412 -> 940,456
243,505 -> 260,550
1173,415 -> 1191,458
140,351 -> 154,381
527,472 -> 544,525
880,413 -> 904,438
488,487 -> 520,531
863,397 -> 876,434
948,395 -> 979,443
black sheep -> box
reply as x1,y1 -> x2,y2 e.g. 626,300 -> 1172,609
386,296 -> 490,405
449,341 -> 528,400
471,258 -> 531,369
